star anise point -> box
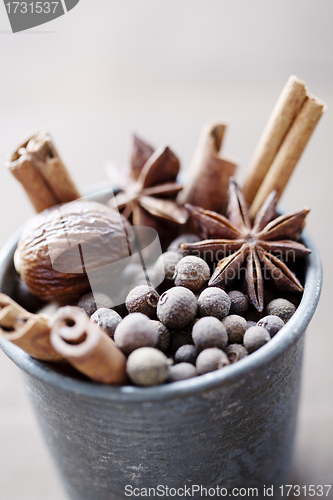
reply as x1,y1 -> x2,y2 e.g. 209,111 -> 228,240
183,180 -> 310,312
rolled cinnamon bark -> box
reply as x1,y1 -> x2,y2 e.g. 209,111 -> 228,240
249,94 -> 326,218
0,294 -> 61,362
243,76 -> 307,205
7,139 -> 58,213
7,130 -> 80,213
50,306 -> 128,385
177,122 -> 237,215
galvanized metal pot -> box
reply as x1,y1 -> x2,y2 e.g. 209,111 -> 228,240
0,198 -> 322,500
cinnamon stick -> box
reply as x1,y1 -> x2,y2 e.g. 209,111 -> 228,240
177,122 -> 237,215
243,76 -> 307,205
0,294 -> 62,362
50,306 -> 128,385
249,94 -> 326,218
7,130 -> 80,213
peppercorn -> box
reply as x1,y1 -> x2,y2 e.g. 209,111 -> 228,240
174,344 -> 198,365
266,298 -> 296,323
167,363 -> 198,382
125,285 -> 160,319
192,316 -> 228,351
196,348 -> 230,375
114,313 -> 158,354
155,251 -> 181,283
225,344 -> 248,363
257,315 -> 284,337
122,278 -> 152,303
228,290 -> 249,316
174,256 -> 210,293
126,347 -> 171,386
222,315 -> 247,344
169,329 -> 194,354
157,286 -> 198,329
77,292 -> 113,316
91,308 -> 122,339
243,326 -> 271,353
150,320 -> 171,352
198,287 -> 231,320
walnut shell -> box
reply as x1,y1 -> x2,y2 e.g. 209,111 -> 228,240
15,200 -> 133,302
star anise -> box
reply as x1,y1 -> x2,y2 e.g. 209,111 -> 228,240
109,135 -> 188,230
182,179 -> 311,312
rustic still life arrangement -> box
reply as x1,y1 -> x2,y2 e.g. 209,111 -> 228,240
0,76 -> 326,388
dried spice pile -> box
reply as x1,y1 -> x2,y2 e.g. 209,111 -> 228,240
0,76 -> 326,387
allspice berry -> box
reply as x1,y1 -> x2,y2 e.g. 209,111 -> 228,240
169,329 -> 194,354
174,344 -> 198,365
91,308 -> 122,339
228,290 -> 248,316
167,363 -> 198,383
157,286 -> 198,329
257,315 -> 284,337
222,315 -> 247,344
150,320 -> 171,352
126,347 -> 171,386
192,316 -> 228,351
174,256 -> 210,293
155,251 -> 181,283
196,348 -> 230,375
78,292 -> 113,316
225,344 -> 248,364
267,298 -> 296,323
198,287 -> 231,320
114,313 -> 158,354
125,285 -> 160,319
243,326 -> 270,353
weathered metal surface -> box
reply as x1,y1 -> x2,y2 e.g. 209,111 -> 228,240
0,192 -> 322,500
21,337 -> 304,500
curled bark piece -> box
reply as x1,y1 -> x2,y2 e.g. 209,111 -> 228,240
243,76 -> 307,205
0,294 -> 61,362
178,122 -> 237,215
50,306 -> 128,385
7,139 -> 58,213
7,130 -> 80,213
249,95 -> 326,218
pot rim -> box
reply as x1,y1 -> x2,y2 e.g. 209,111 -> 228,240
0,191 -> 322,403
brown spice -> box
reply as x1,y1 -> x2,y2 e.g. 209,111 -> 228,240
109,143 -> 188,230
243,76 -> 307,205
7,130 -> 80,213
0,294 -> 61,362
14,200 -> 133,303
249,94 -> 326,217
50,306 -> 128,384
178,122 -> 237,215
182,179 -> 311,312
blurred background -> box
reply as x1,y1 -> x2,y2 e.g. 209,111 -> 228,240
0,1 -> 332,499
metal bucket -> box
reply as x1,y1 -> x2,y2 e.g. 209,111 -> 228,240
0,201 -> 322,500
